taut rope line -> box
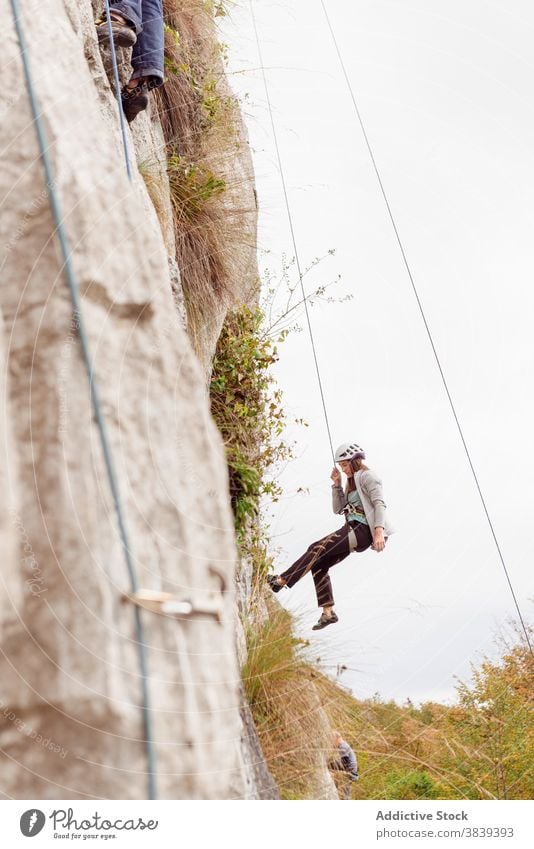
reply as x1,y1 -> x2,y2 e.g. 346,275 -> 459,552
249,0 -> 336,465
320,0 -> 532,655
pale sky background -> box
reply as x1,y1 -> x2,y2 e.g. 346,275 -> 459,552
221,0 -> 534,704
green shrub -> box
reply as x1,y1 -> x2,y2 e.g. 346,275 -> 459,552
210,305 -> 292,560
385,770 -> 440,800
167,155 -> 226,222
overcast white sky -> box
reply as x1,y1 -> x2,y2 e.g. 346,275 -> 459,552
221,0 -> 534,704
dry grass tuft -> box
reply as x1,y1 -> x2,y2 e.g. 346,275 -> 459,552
155,1 -> 215,159
242,602 -> 355,799
153,0 -> 257,344
137,158 -> 172,241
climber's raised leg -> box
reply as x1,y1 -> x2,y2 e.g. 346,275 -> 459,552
267,525 -> 353,630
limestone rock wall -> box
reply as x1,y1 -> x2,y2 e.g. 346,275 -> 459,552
0,0 -> 257,799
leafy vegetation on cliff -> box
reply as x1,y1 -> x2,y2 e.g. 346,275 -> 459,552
209,255 -> 345,565
210,305 -> 293,593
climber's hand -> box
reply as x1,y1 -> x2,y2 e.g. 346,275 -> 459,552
331,467 -> 341,486
372,527 -> 386,552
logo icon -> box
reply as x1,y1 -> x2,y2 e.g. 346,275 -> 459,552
20,810 -> 46,837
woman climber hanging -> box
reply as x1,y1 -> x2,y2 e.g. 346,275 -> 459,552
267,442 -> 394,630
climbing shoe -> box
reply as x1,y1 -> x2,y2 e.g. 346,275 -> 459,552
121,81 -> 149,123
96,15 -> 137,48
312,611 -> 339,631
266,574 -> 285,593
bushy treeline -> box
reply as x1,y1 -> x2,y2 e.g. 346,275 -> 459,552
244,610 -> 533,800
333,627 -> 533,800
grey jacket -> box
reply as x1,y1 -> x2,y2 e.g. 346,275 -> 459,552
332,468 -> 395,537
339,740 -> 359,777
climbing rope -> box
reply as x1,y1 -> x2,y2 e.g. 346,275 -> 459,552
249,0 -> 531,656
9,0 -> 158,795
317,0 -> 532,656
249,1 -> 336,465
103,0 -> 133,181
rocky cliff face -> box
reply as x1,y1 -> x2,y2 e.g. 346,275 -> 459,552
1,0 -> 339,802
0,0 -> 264,799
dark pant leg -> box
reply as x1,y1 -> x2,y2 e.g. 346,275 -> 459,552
311,563 -> 335,607
131,0 -> 164,84
328,760 -> 355,799
312,543 -> 351,606
280,525 -> 351,606
312,522 -> 372,605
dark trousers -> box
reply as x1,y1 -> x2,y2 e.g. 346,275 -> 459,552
329,760 -> 359,799
280,522 -> 373,607
110,0 -> 165,83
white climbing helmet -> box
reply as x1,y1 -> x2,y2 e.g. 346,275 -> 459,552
334,442 -> 366,463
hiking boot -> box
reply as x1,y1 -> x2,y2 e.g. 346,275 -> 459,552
312,610 -> 339,630
121,81 -> 149,123
96,15 -> 137,48
266,574 -> 285,593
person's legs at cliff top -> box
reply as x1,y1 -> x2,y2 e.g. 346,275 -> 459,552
130,0 -> 164,88
121,0 -> 164,122
97,0 -> 164,74
96,1 -> 164,123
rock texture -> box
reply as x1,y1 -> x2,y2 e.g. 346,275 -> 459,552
236,697 -> 279,800
0,0 -> 259,799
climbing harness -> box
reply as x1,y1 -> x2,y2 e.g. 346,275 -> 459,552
251,0 -> 533,657
9,0 -> 155,796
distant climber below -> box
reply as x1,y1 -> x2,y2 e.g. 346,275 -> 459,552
267,442 -> 394,630
329,731 -> 359,798
95,1 -> 164,123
